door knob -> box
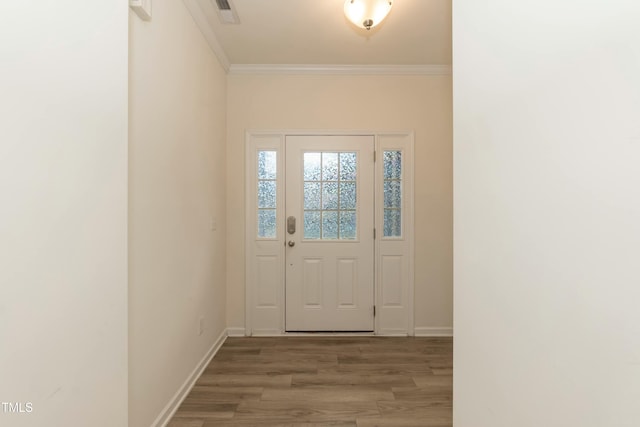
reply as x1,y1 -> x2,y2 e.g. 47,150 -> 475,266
288,240 -> 295,247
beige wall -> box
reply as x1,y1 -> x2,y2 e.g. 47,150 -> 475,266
454,0 -> 640,425
226,74 -> 452,331
0,1 -> 128,426
128,2 -> 227,426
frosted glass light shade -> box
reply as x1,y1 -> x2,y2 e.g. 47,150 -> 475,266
344,0 -> 393,30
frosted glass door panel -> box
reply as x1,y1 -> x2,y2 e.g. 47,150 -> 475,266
303,152 -> 357,240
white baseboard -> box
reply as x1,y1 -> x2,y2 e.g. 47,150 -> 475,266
226,327 -> 246,337
251,329 -> 284,336
231,327 -> 453,337
378,328 -> 410,336
284,332 -> 375,337
153,329 -> 228,427
414,327 -> 453,337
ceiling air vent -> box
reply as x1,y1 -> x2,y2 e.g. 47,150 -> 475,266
214,0 -> 239,24
215,0 -> 230,10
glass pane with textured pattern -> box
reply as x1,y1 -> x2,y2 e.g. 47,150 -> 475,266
384,209 -> 401,237
258,180 -> 276,208
339,182 -> 357,210
339,211 -> 356,239
258,209 -> 276,238
383,180 -> 401,208
304,211 -> 321,239
339,152 -> 357,181
304,152 -> 321,181
304,182 -> 321,210
322,182 -> 339,210
322,211 -> 339,239
383,151 -> 402,180
322,153 -> 339,181
258,151 -> 277,179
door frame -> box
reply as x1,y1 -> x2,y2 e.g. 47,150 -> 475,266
245,130 -> 414,336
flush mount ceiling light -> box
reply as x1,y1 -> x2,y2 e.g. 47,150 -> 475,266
344,0 -> 393,31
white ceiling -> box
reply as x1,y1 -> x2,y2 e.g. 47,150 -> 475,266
187,0 -> 452,69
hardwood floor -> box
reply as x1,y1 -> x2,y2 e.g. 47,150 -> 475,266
168,336 -> 452,427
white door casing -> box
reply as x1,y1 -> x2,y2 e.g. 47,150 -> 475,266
245,131 -> 414,336
285,135 -> 375,331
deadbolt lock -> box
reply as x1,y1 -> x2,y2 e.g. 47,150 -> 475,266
287,216 -> 296,234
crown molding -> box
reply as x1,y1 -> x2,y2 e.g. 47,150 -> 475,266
229,64 -> 452,76
182,0 -> 230,72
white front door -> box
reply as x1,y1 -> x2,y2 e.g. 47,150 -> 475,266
285,135 -> 375,331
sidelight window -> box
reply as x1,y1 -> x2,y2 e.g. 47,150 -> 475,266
257,150 -> 277,238
383,150 -> 402,237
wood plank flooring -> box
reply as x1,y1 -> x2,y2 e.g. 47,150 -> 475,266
168,336 -> 452,427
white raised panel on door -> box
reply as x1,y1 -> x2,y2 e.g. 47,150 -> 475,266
381,255 -> 404,307
256,255 -> 278,307
302,258 -> 323,307
337,258 -> 357,308
378,247 -> 410,333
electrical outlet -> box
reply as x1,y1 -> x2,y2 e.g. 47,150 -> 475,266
198,316 -> 204,336
210,216 -> 217,231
